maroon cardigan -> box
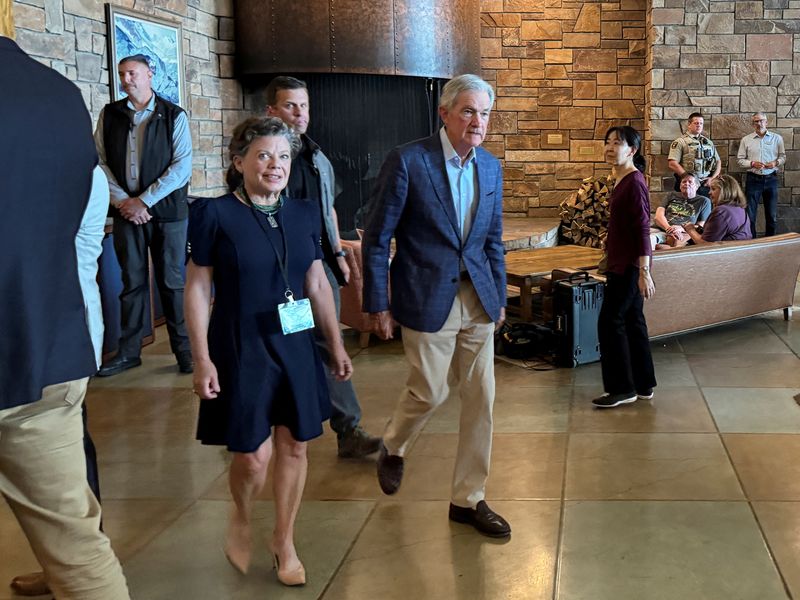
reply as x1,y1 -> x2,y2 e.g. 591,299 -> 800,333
605,170 -> 653,275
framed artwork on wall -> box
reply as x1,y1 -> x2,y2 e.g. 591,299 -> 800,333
105,4 -> 185,108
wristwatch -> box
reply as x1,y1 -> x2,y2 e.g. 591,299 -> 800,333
333,249 -> 347,258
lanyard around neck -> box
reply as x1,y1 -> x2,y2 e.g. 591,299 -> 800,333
240,189 -> 293,299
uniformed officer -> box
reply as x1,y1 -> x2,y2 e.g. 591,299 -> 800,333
667,112 -> 720,198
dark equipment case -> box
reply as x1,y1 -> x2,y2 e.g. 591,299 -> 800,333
553,272 -> 604,368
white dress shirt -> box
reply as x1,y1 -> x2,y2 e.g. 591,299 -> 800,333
737,131 -> 786,175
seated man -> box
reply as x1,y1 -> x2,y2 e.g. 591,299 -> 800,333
651,172 -> 712,249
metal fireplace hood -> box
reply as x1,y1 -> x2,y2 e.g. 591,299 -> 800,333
234,0 -> 480,79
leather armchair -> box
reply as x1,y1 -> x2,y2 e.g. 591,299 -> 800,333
339,238 -> 373,348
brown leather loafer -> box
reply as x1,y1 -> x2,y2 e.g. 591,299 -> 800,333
10,571 -> 50,596
449,501 -> 511,538
376,443 -> 404,495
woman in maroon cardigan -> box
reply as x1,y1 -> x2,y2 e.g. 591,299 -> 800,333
593,126 -> 657,409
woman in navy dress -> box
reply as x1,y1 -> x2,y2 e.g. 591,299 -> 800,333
184,117 -> 352,586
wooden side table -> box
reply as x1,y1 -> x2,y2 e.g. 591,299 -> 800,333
505,246 -> 603,321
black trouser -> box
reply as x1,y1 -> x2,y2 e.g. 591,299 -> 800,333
598,267 -> 656,395
113,217 -> 190,358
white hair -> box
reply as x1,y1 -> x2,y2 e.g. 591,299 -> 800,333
439,74 -> 495,111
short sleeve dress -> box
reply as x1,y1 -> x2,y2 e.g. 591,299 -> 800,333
187,193 -> 331,453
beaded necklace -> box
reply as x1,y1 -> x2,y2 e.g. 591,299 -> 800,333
237,185 -> 283,227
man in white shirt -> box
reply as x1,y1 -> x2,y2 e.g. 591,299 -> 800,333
736,112 -> 786,238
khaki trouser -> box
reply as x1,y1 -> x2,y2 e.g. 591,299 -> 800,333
384,280 -> 496,508
0,378 -> 129,600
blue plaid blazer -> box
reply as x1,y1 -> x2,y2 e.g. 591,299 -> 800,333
362,133 -> 506,333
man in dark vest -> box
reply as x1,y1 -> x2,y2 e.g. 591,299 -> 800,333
0,34 -> 130,599
94,54 -> 193,376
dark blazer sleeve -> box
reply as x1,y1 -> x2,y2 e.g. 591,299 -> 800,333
362,147 -> 409,313
484,160 -> 507,308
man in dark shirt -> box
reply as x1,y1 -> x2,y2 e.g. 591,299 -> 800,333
267,76 -> 380,459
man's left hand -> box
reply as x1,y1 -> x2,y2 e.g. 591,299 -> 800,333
336,254 -> 351,284
119,197 -> 151,225
494,307 -> 506,332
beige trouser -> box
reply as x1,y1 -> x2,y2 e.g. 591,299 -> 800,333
384,280 -> 496,508
0,378 -> 129,600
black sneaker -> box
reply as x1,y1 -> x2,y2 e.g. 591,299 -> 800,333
637,388 -> 654,400
592,392 -> 637,408
177,352 -> 194,374
337,426 -> 382,458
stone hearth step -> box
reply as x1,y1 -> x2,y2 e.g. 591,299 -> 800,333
502,217 -> 560,251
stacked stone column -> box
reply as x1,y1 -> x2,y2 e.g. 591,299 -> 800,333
480,0 -> 647,217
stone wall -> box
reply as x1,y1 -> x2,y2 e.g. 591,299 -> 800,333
10,0 -> 799,228
647,0 -> 800,232
480,0 -> 648,217
11,0 -> 237,197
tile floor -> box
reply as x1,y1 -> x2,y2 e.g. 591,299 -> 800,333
3,307 -> 800,599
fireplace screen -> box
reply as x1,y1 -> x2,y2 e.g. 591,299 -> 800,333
245,73 -> 441,237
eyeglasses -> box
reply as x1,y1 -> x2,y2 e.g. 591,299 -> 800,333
752,120 -> 766,124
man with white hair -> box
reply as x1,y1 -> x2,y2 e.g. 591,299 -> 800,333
363,74 -> 509,537
737,112 -> 786,238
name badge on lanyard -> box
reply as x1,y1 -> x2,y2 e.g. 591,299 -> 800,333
277,292 -> 315,335
249,199 -> 315,335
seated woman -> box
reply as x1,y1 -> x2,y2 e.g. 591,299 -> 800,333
185,117 -> 353,587
684,174 -> 752,244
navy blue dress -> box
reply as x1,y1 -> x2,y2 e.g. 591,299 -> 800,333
187,194 -> 331,452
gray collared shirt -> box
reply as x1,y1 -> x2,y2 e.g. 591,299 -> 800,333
737,130 -> 786,175
439,127 -> 478,240
94,93 -> 192,208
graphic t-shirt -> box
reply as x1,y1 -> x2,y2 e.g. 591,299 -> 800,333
660,192 -> 712,226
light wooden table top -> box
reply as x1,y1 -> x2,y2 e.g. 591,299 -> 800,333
505,245 -> 603,279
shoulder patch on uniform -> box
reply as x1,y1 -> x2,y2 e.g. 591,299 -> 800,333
671,141 -> 679,149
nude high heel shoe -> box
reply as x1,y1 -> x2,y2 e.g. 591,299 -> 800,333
224,519 -> 252,575
271,546 -> 306,586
